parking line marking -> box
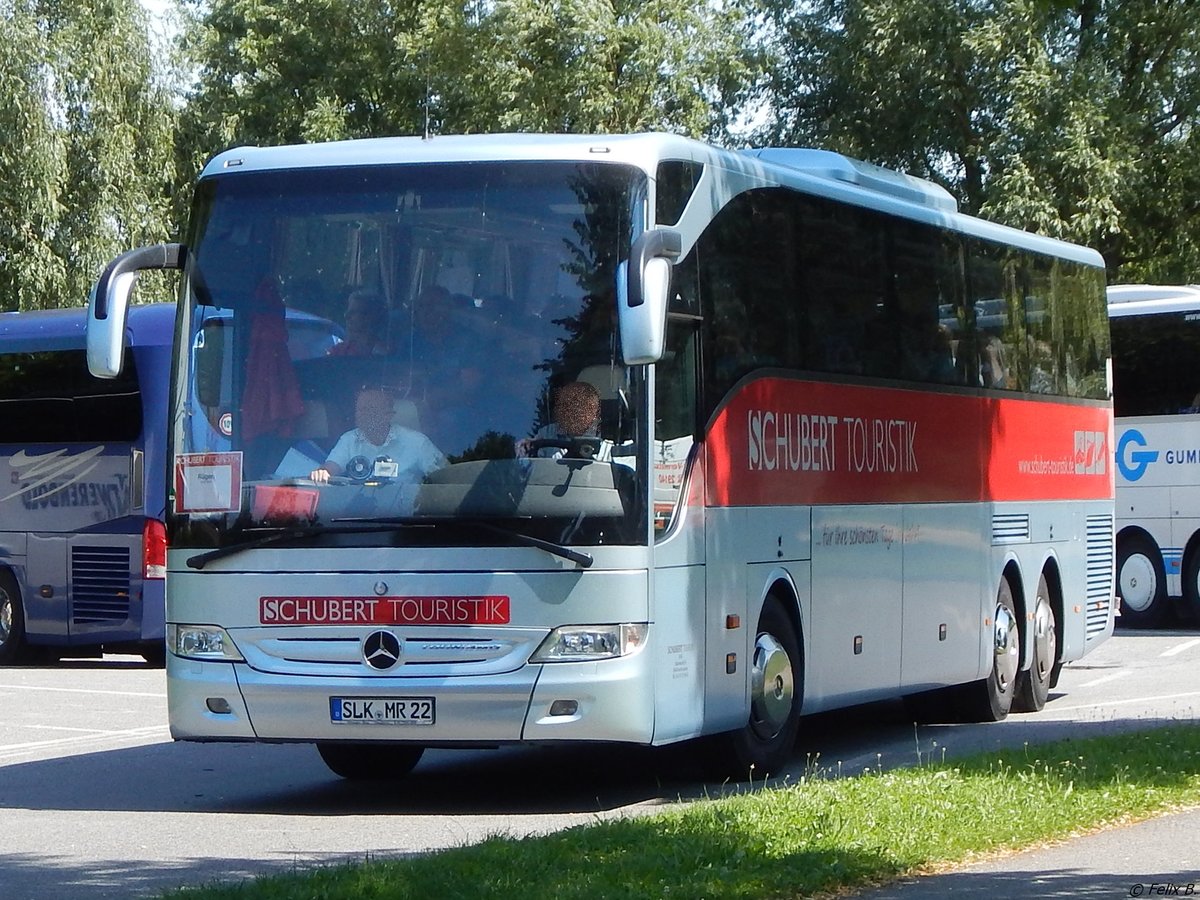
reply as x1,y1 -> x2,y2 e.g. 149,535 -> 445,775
16,723 -> 136,734
1161,639 -> 1200,658
0,725 -> 168,760
1055,689 -> 1200,712
1078,670 -> 1130,688
0,683 -> 165,699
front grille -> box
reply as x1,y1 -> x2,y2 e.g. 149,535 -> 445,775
237,625 -> 550,677
71,546 -> 132,624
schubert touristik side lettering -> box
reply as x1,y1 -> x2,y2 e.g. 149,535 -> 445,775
707,377 -> 1112,506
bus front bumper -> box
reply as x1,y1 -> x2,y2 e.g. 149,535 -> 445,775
166,651 -> 656,745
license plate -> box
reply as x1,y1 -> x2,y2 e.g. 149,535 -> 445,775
329,696 -> 435,725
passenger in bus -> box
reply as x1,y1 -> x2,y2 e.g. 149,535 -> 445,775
328,289 -> 389,357
308,384 -> 446,484
517,380 -> 612,461
978,333 -> 1010,389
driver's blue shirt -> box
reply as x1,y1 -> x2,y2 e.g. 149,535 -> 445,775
325,424 -> 447,482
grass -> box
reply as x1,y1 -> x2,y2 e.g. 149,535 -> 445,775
166,724 -> 1200,899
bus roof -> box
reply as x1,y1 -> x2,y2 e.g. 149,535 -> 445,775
0,303 -> 174,352
1107,284 -> 1200,317
201,132 -> 1104,270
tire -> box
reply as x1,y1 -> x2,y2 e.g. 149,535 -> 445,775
0,572 -> 28,665
707,596 -> 802,780
1116,533 -> 1168,628
141,642 -> 167,668
316,743 -> 424,780
958,576 -> 1019,722
1181,549 -> 1200,626
1013,574 -> 1057,713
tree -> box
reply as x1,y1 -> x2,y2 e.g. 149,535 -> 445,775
0,0 -> 177,311
759,0 -> 1200,281
178,0 -> 759,164
0,3 -> 66,311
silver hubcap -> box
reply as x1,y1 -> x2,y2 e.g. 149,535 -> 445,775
750,632 -> 794,738
993,603 -> 1019,693
1119,552 -> 1156,612
1031,596 -> 1057,682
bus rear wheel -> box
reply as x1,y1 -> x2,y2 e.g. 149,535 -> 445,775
316,742 -> 425,780
707,596 -> 802,780
958,577 -> 1019,722
1181,550 -> 1200,626
1013,574 -> 1057,713
0,572 -> 28,665
1116,533 -> 1167,628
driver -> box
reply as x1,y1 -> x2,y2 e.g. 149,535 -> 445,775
518,380 -> 612,461
309,385 -> 446,484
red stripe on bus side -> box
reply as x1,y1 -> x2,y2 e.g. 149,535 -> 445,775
704,378 -> 1113,506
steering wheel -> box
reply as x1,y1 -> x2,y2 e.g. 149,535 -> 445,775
525,437 -> 601,459
343,455 -> 373,482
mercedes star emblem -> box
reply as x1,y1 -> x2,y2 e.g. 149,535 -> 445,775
362,630 -> 402,670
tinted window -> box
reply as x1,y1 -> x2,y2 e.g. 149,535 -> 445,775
656,161 -> 703,225
0,349 -> 142,442
1111,312 -> 1200,416
694,187 -> 1108,413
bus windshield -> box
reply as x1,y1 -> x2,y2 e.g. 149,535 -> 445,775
172,160 -> 647,551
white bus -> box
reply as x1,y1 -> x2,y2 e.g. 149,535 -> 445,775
1109,283 -> 1200,627
87,134 -> 1114,780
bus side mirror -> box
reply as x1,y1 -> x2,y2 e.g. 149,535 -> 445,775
88,243 -> 184,378
619,228 -> 682,365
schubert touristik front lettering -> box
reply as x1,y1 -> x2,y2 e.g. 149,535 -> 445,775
260,595 -> 510,625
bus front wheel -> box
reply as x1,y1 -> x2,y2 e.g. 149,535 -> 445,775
316,742 -> 425,780
958,577 -> 1019,722
0,572 -> 27,665
1116,533 -> 1167,628
707,596 -> 802,780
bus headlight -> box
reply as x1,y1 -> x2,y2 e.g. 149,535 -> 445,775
530,623 -> 647,662
169,624 -> 245,662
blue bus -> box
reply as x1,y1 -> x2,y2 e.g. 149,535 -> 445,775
0,303 -> 174,663
0,301 -> 344,664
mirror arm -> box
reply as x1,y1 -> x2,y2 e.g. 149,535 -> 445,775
626,229 -> 681,308
92,243 -> 186,319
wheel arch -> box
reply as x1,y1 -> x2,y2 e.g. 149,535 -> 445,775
1000,557 -> 1027,622
1117,524 -> 1162,560
0,565 -> 23,604
751,569 -> 805,701
999,556 -> 1028,668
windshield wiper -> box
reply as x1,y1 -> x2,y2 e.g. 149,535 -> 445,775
359,517 -> 594,568
185,524 -> 407,569
467,521 -> 594,568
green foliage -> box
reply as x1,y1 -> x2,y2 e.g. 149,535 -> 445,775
0,2 -> 66,311
177,0 -> 759,157
760,0 -> 1200,281
0,0 -> 177,311
8,1 -> 1200,306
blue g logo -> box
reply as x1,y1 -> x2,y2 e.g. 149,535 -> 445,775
1117,429 -> 1159,482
